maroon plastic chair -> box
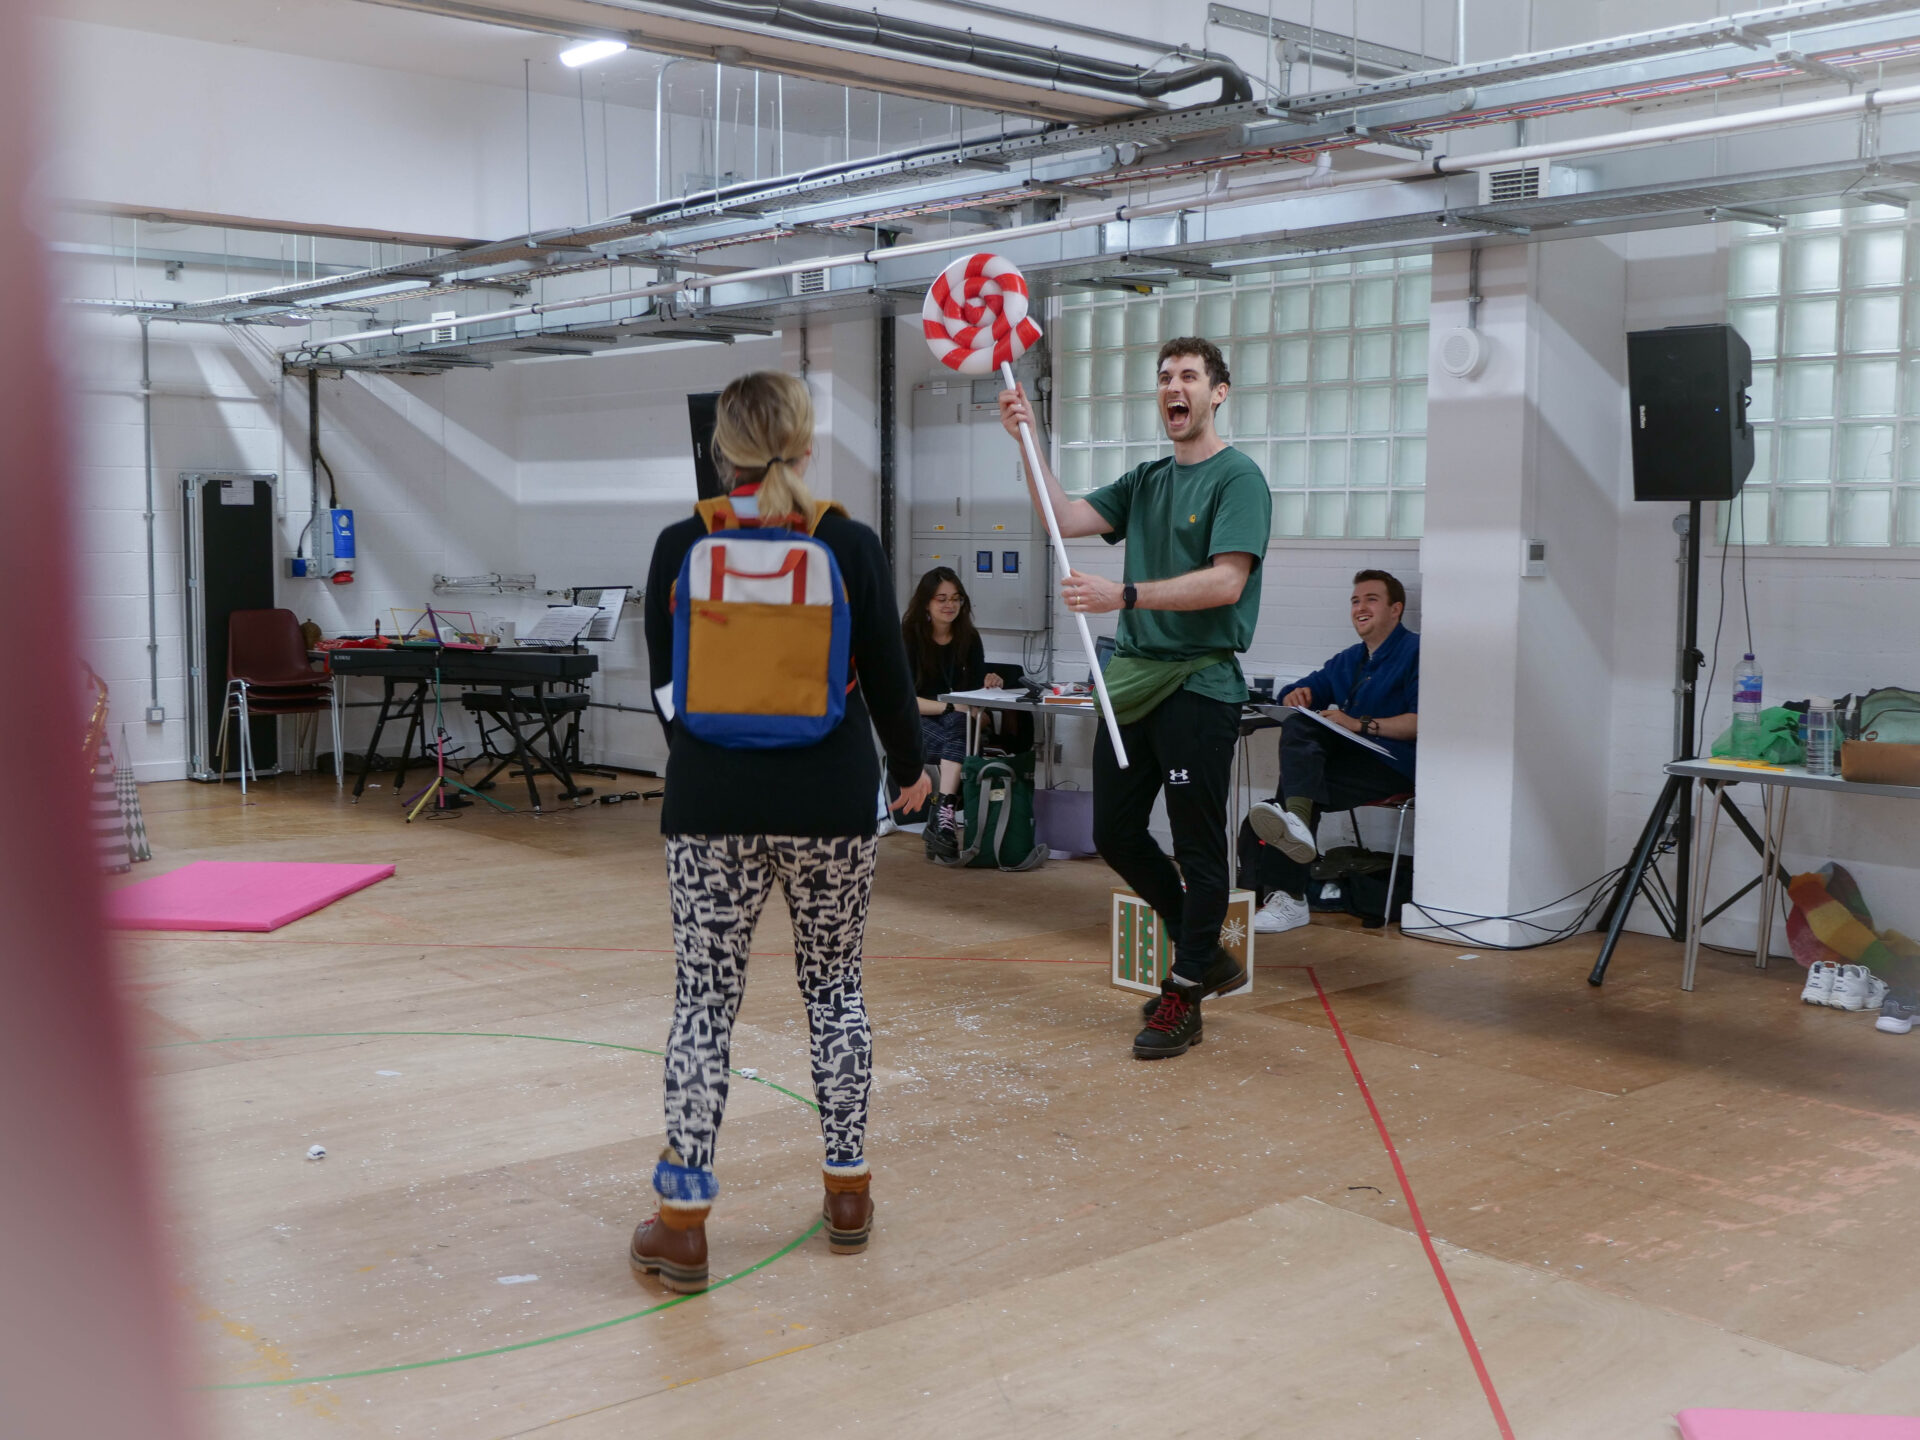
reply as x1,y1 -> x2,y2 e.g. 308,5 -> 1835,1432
218,610 -> 340,793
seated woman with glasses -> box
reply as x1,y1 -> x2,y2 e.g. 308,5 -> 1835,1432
901,566 -> 1002,859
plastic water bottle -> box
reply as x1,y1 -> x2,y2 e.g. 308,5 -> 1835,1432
1731,654 -> 1764,759
1804,698 -> 1836,776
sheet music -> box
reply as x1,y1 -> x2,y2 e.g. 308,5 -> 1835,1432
1284,703 -> 1396,758
572,587 -> 629,641
519,605 -> 597,646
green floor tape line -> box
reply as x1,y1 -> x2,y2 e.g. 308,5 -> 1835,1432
154,1030 -> 824,1388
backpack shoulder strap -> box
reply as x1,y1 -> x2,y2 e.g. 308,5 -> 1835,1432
804,500 -> 850,535
695,497 -> 739,532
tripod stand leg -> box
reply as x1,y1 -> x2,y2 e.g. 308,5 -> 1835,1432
1589,773 -> 1686,986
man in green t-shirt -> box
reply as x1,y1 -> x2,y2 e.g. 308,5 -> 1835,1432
1000,337 -> 1271,1061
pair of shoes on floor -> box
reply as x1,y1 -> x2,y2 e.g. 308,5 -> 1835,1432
630,1168 -> 874,1293
1253,891 -> 1310,935
1801,961 -> 1889,1012
1133,946 -> 1246,1059
1877,989 -> 1920,1035
1248,800 -> 1317,864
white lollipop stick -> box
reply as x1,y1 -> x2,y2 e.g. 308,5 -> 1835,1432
999,360 -> 1128,769
923,253 -> 1127,767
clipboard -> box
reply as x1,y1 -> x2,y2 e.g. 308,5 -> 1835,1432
1285,704 -> 1396,758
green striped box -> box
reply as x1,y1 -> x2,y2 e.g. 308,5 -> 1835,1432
1111,888 -> 1254,996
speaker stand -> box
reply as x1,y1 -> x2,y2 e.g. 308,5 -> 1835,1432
1587,502 -> 1786,984
1588,503 -> 1703,982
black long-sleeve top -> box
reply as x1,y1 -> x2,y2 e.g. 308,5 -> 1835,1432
907,631 -> 986,701
644,509 -> 923,837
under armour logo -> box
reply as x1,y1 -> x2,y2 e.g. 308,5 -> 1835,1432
1167,768 -> 1190,784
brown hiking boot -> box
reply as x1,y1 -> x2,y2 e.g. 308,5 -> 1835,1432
629,1202 -> 710,1293
822,1167 -> 873,1254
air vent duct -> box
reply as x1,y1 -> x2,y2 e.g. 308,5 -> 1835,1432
791,269 -> 828,297
1477,161 -> 1553,206
429,311 -> 458,345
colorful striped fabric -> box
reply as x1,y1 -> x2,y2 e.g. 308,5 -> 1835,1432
1786,863 -> 1896,972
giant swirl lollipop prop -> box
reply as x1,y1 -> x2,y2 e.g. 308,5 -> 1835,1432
923,253 -> 1128,768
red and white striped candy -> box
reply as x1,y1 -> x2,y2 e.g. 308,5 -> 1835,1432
921,252 -> 1042,375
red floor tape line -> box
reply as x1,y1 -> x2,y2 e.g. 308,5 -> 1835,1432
1309,966 -> 1517,1440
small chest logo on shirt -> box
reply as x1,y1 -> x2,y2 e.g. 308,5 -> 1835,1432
1189,514 -> 1198,524
1167,768 -> 1191,785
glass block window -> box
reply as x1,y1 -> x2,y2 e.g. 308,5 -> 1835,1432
1052,253 -> 1431,539
1727,204 -> 1920,546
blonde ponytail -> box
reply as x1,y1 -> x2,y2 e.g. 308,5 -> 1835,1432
712,370 -> 817,524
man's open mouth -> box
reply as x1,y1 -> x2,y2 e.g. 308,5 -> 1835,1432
1165,400 -> 1190,424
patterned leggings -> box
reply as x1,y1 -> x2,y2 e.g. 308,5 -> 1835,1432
663,833 -> 879,1178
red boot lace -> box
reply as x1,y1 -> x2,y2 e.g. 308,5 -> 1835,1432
1145,991 -> 1191,1033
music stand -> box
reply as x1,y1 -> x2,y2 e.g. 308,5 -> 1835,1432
561,587 -> 647,790
403,648 -> 514,823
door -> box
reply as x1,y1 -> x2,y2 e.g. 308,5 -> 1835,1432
183,473 -> 279,780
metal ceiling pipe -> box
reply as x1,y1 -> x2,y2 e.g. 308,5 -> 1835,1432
287,78 -> 1920,357
619,120 -> 1057,225
626,0 -> 1252,106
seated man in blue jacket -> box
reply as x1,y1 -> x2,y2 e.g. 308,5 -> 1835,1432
1246,570 -> 1419,933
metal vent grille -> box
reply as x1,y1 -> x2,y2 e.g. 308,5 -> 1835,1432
1480,163 -> 1548,204
429,311 -> 458,345
792,269 -> 828,296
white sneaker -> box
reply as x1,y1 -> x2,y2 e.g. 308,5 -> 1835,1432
1877,993 -> 1919,1034
1831,965 -> 1890,1012
1249,800 -> 1318,864
1253,891 -> 1311,934
1800,961 -> 1839,1005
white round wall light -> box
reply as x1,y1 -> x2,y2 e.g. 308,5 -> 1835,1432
1438,326 -> 1490,380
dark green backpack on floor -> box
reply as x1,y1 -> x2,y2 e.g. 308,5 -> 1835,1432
944,751 -> 1047,871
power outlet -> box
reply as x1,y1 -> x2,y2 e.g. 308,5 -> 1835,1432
145,706 -> 166,723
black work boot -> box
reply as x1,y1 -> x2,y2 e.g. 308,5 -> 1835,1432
1134,986 -> 1203,1059
1141,945 -> 1247,1019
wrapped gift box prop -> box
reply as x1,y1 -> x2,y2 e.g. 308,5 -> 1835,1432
1111,888 -> 1254,998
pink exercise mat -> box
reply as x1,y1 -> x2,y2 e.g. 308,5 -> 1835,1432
1679,1412 -> 1920,1440
109,861 -> 395,932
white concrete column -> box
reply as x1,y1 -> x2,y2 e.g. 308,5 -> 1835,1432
1408,238 -> 1629,945
783,319 -> 880,529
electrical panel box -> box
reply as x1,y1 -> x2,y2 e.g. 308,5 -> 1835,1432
910,378 -> 1046,633
910,380 -> 1035,539
910,537 -> 1047,634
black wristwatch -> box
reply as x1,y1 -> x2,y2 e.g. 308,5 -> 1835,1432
943,701 -> 955,715
1359,716 -> 1379,737
1123,582 -> 1138,610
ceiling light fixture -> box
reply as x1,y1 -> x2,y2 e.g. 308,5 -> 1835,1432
560,38 -> 627,68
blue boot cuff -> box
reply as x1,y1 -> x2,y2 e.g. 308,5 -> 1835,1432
653,1158 -> 720,1204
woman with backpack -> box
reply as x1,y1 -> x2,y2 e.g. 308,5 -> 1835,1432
901,566 -> 1003,860
634,370 -> 930,1294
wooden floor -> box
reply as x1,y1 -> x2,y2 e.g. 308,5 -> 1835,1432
121,775 -> 1920,1439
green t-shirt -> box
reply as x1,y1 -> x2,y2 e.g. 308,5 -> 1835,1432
1084,446 -> 1271,705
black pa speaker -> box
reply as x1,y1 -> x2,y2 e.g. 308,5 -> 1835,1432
686,391 -> 726,500
1627,324 -> 1754,502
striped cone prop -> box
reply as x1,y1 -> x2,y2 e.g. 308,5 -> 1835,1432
922,253 -> 1128,768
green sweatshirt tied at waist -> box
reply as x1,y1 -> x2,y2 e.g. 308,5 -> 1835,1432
1101,650 -> 1239,726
